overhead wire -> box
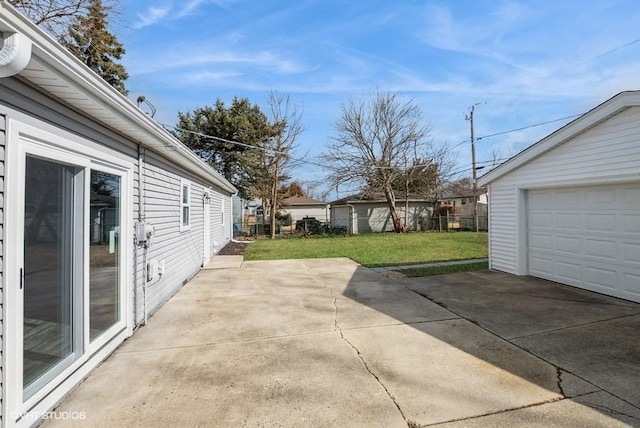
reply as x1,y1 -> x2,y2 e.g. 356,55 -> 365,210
475,114 -> 581,142
159,111 -> 585,180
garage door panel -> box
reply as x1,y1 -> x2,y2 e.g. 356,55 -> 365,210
621,188 -> 640,206
621,214 -> 640,233
556,213 -> 581,229
623,273 -> 640,296
557,190 -> 582,205
623,242 -> 640,264
556,236 -> 581,255
585,266 -> 617,290
556,260 -> 582,283
529,255 -> 554,277
530,212 -> 554,227
586,188 -> 615,206
585,213 -> 615,232
529,191 -> 556,205
528,183 -> 640,303
530,233 -> 553,251
584,238 -> 617,261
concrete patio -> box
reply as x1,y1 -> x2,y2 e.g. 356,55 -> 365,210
44,258 -> 640,427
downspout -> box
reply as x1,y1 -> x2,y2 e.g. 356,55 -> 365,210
138,145 -> 149,325
0,31 -> 32,77
348,204 -> 355,234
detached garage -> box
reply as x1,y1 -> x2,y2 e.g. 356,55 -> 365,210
478,91 -> 640,303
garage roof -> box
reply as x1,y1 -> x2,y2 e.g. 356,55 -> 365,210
478,90 -> 640,187
0,2 -> 237,194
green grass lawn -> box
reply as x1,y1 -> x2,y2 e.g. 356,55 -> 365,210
400,262 -> 489,277
244,232 -> 488,267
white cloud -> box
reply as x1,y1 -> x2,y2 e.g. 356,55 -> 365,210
132,5 -> 172,29
177,0 -> 237,18
185,70 -> 243,82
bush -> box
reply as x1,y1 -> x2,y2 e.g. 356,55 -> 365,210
275,211 -> 292,226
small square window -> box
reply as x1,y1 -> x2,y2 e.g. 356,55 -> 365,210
180,179 -> 191,231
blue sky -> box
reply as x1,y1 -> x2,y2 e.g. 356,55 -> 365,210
117,0 -> 640,195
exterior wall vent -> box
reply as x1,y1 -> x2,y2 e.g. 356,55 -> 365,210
0,31 -> 32,77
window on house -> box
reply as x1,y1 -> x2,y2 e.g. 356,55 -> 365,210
180,179 -> 191,231
461,198 -> 467,205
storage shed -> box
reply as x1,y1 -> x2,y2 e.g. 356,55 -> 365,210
330,192 -> 433,233
478,91 -> 640,303
0,4 -> 236,427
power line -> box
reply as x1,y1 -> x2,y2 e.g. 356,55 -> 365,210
160,123 -> 333,171
476,114 -> 582,142
590,37 -> 640,61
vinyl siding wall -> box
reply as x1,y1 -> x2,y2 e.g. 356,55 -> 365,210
487,106 -> 640,275
0,113 -> 6,428
283,205 -> 329,222
0,77 -> 233,426
331,202 -> 433,233
137,151 -> 233,319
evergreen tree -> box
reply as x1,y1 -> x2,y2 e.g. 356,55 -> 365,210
61,0 -> 128,94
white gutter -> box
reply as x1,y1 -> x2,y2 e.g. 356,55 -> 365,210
0,31 -> 31,77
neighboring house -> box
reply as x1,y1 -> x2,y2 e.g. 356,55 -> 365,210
439,188 -> 488,230
330,192 -> 433,234
439,188 -> 488,216
281,195 -> 329,222
478,91 -> 640,304
0,5 -> 236,427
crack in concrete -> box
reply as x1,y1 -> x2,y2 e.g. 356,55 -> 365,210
556,368 -> 566,397
326,286 -> 412,427
502,293 -> 640,309
508,312 -> 640,341
580,402 -> 640,423
421,397 -> 566,426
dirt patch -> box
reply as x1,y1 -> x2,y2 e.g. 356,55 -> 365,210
218,240 -> 251,256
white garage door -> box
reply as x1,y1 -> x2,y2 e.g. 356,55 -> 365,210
528,183 -> 640,303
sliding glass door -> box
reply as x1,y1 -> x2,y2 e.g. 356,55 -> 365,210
8,136 -> 129,417
89,170 -> 121,341
23,156 -> 83,395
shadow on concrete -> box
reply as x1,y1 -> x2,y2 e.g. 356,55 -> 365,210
341,266 -> 640,426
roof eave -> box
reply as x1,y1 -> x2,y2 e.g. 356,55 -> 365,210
478,91 -> 640,187
0,2 -> 237,195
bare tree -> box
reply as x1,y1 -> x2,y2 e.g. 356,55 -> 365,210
250,91 -> 304,239
420,142 -> 456,217
8,0 -> 118,41
322,90 -> 429,233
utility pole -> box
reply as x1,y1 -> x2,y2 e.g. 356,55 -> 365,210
465,104 -> 479,232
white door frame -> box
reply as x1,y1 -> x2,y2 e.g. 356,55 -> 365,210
203,190 -> 212,263
4,119 -> 134,428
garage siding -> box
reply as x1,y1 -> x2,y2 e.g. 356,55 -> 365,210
487,184 -> 518,274
0,114 -> 5,428
487,106 -> 640,277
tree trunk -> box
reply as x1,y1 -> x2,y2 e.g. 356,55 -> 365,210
383,186 -> 405,233
404,176 -> 409,230
269,164 -> 279,239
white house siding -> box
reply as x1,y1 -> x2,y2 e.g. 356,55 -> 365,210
0,113 -> 5,427
284,205 -> 329,222
486,106 -> 640,276
0,78 -> 234,426
352,202 -> 432,233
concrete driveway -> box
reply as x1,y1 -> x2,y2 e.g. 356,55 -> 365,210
45,258 -> 640,427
